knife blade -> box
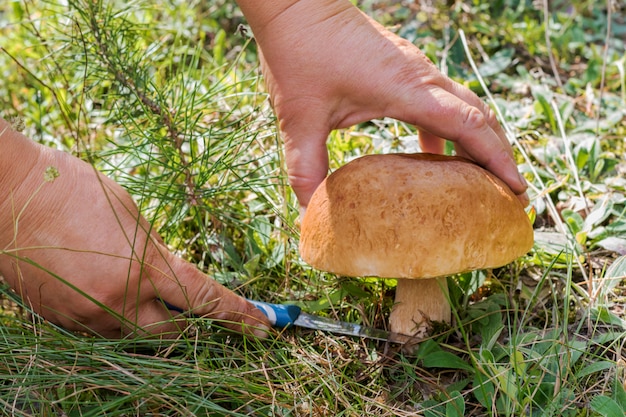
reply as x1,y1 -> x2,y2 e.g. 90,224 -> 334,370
247,300 -> 395,342
161,298 -> 399,342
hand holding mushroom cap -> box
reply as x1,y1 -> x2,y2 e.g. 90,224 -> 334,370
236,0 -> 530,212
299,154 -> 534,339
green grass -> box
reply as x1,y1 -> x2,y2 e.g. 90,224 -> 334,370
1,0 -> 626,415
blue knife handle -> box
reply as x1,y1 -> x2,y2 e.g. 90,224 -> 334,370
159,298 -> 301,329
247,300 -> 301,328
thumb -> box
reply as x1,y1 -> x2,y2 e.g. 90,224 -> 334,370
151,251 -> 271,338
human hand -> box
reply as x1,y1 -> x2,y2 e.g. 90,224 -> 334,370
237,0 -> 529,211
0,119 -> 269,339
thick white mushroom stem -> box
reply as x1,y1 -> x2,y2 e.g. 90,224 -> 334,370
389,277 -> 451,337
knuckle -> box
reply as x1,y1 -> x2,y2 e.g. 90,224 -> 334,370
461,105 -> 488,131
387,45 -> 443,90
483,105 -> 498,125
396,64 -> 442,90
187,277 -> 227,316
287,173 -> 318,193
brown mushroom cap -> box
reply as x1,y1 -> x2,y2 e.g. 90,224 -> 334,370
299,153 -> 534,278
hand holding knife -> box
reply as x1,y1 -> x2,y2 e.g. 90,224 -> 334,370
162,299 -> 399,342
247,300 -> 396,342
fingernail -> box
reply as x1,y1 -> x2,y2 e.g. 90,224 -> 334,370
518,191 -> 530,207
518,170 -> 528,190
252,324 -> 270,339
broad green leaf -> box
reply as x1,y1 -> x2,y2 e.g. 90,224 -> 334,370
495,367 -> 518,400
591,307 -> 626,328
445,390 -> 465,417
476,48 -> 514,77
510,349 -> 526,376
561,209 -> 584,234
422,399 -> 445,417
592,158 -> 606,182
475,299 -> 505,350
567,340 -> 589,367
416,339 -> 444,360
479,347 -> 495,364
590,395 -> 625,417
302,289 -> 345,312
421,351 -> 475,372
606,255 -> 626,278
472,373 -> 496,410
340,281 -> 371,299
575,143 -> 590,170
583,198 -> 613,233
575,361 -> 614,378
482,323 -> 504,352
614,376 -> 626,411
596,236 -> 626,254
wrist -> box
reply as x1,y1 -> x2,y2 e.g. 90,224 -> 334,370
234,0 -> 298,31
0,118 -> 51,236
235,0 -> 353,43
0,118 -> 41,193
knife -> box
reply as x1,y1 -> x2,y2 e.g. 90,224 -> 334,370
162,298 -> 397,342
247,299 -> 396,342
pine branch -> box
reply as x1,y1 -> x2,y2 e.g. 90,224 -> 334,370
82,3 -> 200,206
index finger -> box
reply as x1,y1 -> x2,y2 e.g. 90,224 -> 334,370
144,248 -> 271,338
397,85 -> 528,199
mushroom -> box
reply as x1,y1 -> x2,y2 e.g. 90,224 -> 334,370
299,153 -> 534,340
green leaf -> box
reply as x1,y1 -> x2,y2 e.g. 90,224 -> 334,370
592,158 -> 606,182
212,28 -> 227,65
476,48 -> 514,77
613,376 -> 626,411
583,198 -> 613,233
445,390 -> 465,417
479,347 -> 495,364
340,281 -> 371,299
575,146 -> 590,171
416,339 -> 443,360
596,252 -> 626,302
575,361 -> 614,378
302,289 -> 345,312
561,209 -> 584,234
421,351 -> 475,373
590,395 -> 625,417
510,349 -> 526,376
481,317 -> 504,351
606,255 -> 626,279
591,307 -> 626,327
423,399 -> 446,417
472,373 -> 496,410
495,366 -> 518,400
532,89 -> 557,133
